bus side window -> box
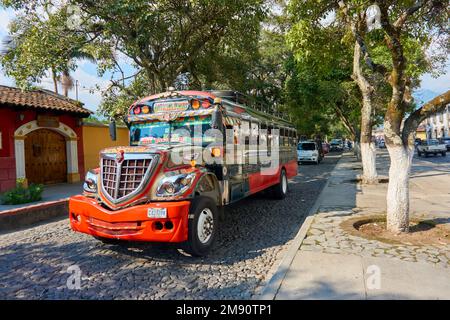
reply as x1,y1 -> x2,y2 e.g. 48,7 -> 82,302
260,122 -> 267,152
250,122 -> 259,165
281,127 -> 286,147
285,129 -> 290,147
241,120 -> 250,145
267,125 -> 272,156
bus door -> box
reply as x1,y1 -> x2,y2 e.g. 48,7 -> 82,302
225,118 -> 246,203
246,121 -> 262,193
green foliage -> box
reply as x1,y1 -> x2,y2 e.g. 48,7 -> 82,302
0,5 -> 102,90
285,6 -> 362,139
1,0 -> 266,115
1,183 -> 44,205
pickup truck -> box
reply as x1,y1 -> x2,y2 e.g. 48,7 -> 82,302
417,139 -> 447,157
440,137 -> 450,151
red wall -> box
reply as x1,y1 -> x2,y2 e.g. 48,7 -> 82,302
0,108 -> 17,191
0,107 -> 85,192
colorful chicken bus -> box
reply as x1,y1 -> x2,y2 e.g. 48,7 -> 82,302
69,90 -> 298,256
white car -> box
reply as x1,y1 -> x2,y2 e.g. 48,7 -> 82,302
297,141 -> 321,164
417,139 -> 447,157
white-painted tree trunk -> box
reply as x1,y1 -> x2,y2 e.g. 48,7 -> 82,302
386,145 -> 414,233
360,141 -> 377,183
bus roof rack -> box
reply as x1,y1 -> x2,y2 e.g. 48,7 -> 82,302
207,90 -> 291,122
208,90 -> 248,105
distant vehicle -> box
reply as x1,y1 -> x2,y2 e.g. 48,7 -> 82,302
414,138 -> 422,148
298,141 -> 322,164
322,142 -> 330,154
329,139 -> 343,151
417,139 -> 447,157
440,137 -> 450,151
378,140 -> 386,148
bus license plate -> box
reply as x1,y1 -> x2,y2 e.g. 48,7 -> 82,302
147,208 -> 167,219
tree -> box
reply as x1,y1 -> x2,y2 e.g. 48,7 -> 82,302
288,0 -> 448,232
1,0 -> 265,111
286,4 -> 366,142
373,0 -> 448,232
0,5 -> 101,94
287,0 -> 386,182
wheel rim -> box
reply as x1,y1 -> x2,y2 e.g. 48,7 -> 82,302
197,208 -> 214,244
281,173 -> 288,194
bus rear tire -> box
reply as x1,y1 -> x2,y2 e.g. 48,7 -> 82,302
183,196 -> 219,257
272,169 -> 288,200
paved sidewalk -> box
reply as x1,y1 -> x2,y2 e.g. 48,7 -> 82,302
274,151 -> 450,300
0,182 -> 82,212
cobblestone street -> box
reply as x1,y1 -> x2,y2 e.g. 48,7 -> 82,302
0,155 -> 341,299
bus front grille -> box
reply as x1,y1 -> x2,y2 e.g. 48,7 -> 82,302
100,154 -> 157,205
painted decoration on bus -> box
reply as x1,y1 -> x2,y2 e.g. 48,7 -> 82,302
153,100 -> 189,113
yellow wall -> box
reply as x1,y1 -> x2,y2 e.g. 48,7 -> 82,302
416,131 -> 427,140
82,123 -> 129,171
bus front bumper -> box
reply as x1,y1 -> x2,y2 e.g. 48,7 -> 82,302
69,195 -> 190,243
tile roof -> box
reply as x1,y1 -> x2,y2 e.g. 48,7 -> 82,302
0,85 -> 92,116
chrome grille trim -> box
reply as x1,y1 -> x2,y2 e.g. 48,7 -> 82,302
100,153 -> 159,205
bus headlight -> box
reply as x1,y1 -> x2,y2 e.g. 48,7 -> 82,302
156,173 -> 196,197
83,170 -> 98,193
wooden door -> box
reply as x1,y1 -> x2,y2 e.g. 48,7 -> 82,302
25,129 -> 67,184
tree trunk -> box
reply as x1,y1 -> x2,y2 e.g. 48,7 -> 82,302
360,140 -> 377,182
385,140 -> 414,233
51,68 -> 59,94
353,41 -> 378,183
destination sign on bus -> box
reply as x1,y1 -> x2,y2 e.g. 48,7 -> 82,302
153,100 -> 189,113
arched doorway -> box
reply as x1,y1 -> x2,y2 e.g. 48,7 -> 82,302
24,129 -> 68,184
14,120 -> 80,185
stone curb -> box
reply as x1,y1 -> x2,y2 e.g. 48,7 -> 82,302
0,198 -> 69,232
256,153 -> 347,300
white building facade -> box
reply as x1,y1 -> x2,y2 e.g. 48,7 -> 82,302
423,105 -> 450,139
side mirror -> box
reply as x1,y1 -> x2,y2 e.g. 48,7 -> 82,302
109,120 -> 117,141
122,115 -> 131,129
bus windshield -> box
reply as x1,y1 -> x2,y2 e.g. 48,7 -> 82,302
130,116 -> 214,146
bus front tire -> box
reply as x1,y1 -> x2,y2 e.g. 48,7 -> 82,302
272,169 -> 288,200
183,196 -> 219,257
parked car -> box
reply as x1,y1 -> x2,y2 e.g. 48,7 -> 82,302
298,141 -> 322,164
378,139 -> 386,148
440,137 -> 450,151
322,142 -> 330,154
414,138 -> 422,148
329,139 -> 343,151
417,139 -> 447,157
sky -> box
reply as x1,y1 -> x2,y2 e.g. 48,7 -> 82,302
0,7 -> 449,113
